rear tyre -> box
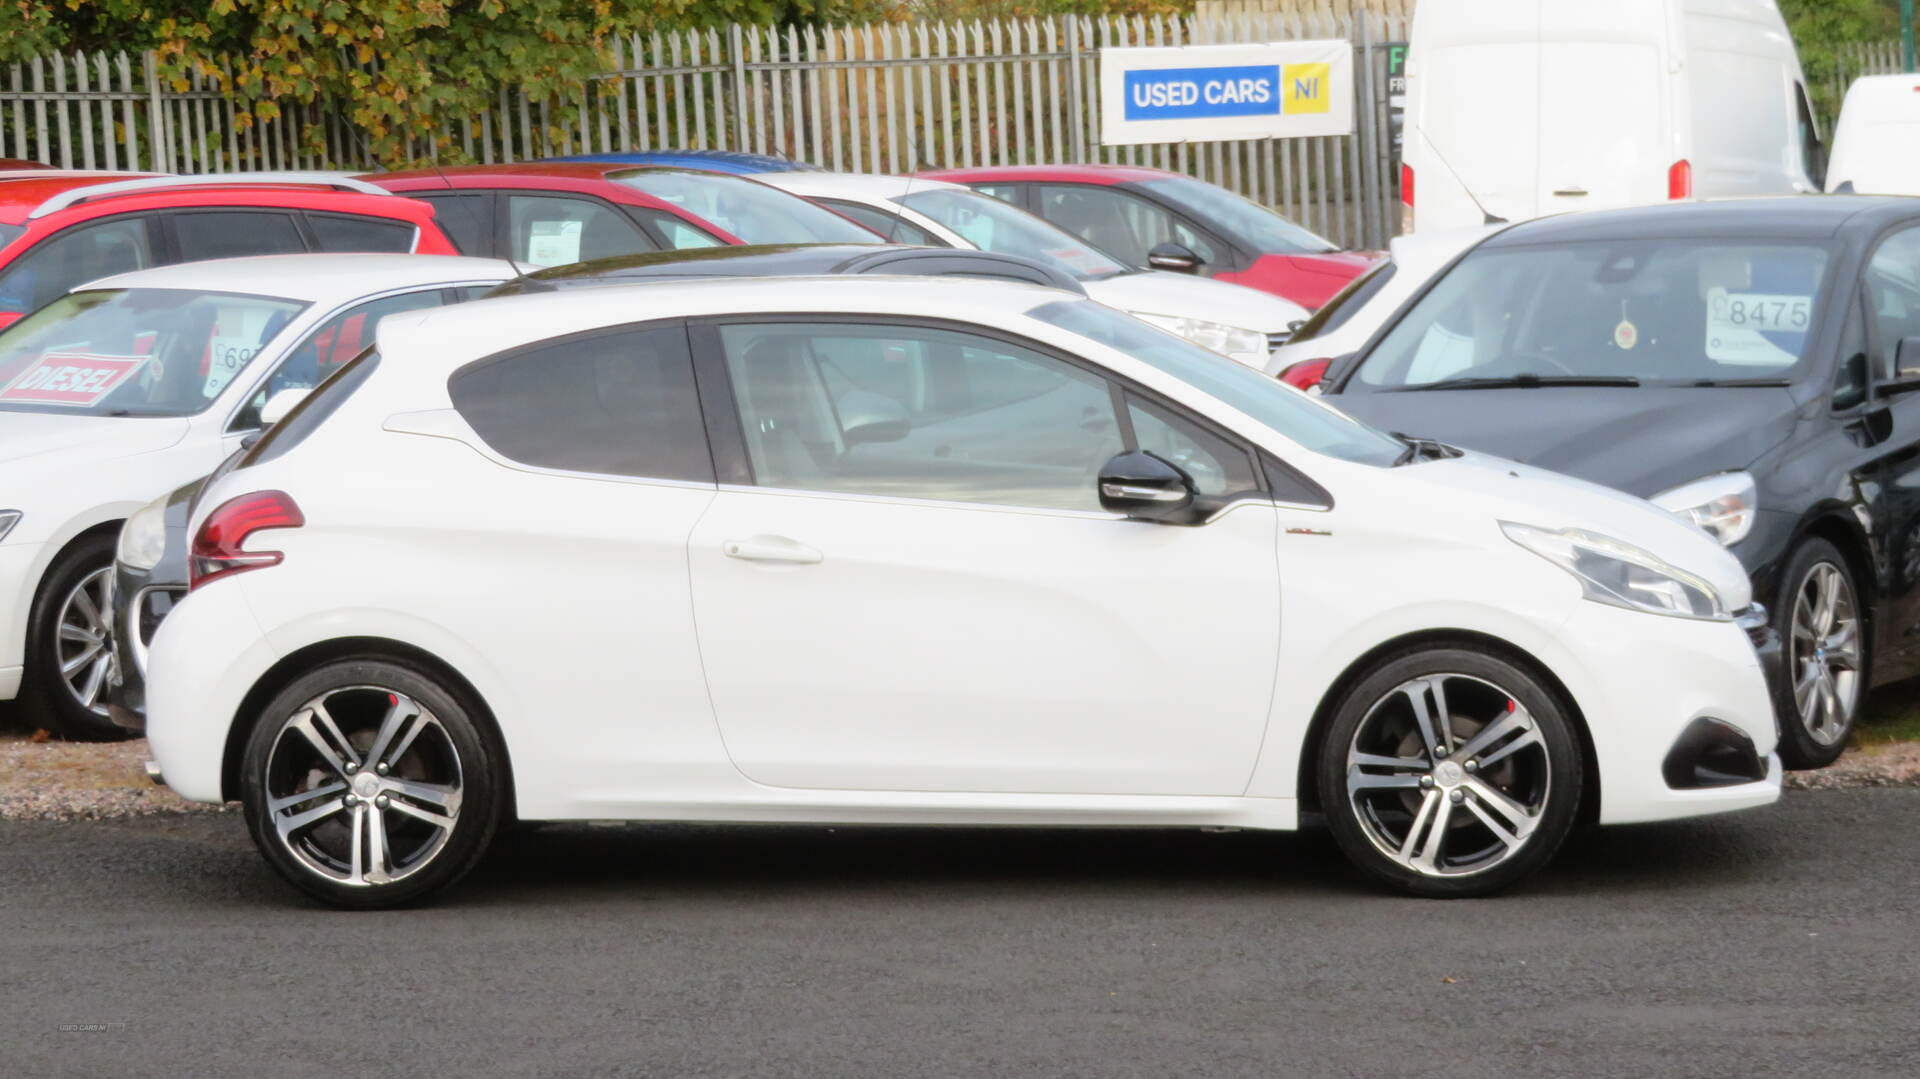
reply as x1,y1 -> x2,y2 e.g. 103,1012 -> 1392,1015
240,659 -> 503,909
1317,646 -> 1582,898
1772,539 -> 1861,770
21,533 -> 128,741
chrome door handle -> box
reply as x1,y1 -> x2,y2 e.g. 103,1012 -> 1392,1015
722,536 -> 823,564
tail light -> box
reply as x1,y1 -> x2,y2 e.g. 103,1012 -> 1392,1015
0,311 -> 23,330
1668,159 -> 1692,200
1399,163 -> 1415,232
189,490 -> 304,590
1279,358 -> 1332,390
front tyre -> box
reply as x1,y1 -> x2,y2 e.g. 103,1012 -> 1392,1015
1772,538 -> 1861,770
1317,647 -> 1582,898
240,659 -> 504,909
21,533 -> 127,741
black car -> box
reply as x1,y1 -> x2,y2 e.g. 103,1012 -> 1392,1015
105,243 -> 1085,730
1319,196 -> 1920,769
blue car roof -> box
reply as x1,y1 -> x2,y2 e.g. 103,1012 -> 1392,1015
545,149 -> 819,175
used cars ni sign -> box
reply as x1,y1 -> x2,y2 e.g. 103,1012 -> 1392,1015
144,277 -> 1781,907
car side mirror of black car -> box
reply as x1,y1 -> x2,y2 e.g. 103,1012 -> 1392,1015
1883,338 -> 1920,398
1098,450 -> 1196,521
1146,242 -> 1203,274
837,390 -> 912,446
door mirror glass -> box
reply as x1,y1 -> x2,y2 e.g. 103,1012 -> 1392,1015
1097,450 -> 1195,520
1147,242 -> 1202,274
1893,337 -> 1920,391
259,387 -> 310,427
836,389 -> 911,446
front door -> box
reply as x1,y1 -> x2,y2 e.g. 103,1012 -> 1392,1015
686,317 -> 1281,796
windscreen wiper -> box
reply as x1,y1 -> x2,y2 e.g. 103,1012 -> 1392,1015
1689,377 -> 1792,387
1391,433 -> 1460,466
1387,373 -> 1641,392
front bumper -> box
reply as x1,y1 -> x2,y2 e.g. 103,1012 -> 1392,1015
105,557 -> 185,733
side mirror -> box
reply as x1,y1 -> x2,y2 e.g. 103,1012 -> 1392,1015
837,389 -> 911,446
1146,242 -> 1203,274
1097,450 -> 1195,521
258,387 -> 310,428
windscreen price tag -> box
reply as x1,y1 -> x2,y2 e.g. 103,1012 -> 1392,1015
1706,287 -> 1810,366
0,351 -> 145,407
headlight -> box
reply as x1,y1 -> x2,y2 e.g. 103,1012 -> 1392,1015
116,494 -> 169,572
1130,312 -> 1269,367
1650,471 -> 1756,546
1502,521 -> 1729,621
0,510 -> 19,544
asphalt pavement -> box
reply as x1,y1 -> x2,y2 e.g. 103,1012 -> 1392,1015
2,789 -> 1916,1078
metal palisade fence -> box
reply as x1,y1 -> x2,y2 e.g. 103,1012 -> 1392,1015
4,12 -> 1409,249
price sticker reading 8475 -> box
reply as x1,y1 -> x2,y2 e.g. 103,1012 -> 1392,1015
1705,286 -> 1812,366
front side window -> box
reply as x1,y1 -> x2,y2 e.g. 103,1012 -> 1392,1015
1352,240 -> 1832,389
1864,228 -> 1920,382
896,189 -> 1124,280
234,288 -> 454,429
1026,298 -> 1404,467
0,217 -> 153,316
1126,394 -> 1260,498
450,324 -> 712,482
169,211 -> 305,262
614,169 -> 881,244
720,321 -> 1122,511
0,288 -> 304,417
1135,176 -> 1335,255
1035,183 -> 1221,269
507,195 -> 656,267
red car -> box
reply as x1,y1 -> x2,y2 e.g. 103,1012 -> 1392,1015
364,163 -> 881,264
917,164 -> 1376,310
0,171 -> 457,328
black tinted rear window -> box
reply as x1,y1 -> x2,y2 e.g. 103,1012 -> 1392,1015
306,213 -> 414,253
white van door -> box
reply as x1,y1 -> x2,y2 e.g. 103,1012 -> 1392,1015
1683,0 -> 1815,196
1536,0 -> 1672,217
1404,0 -> 1541,231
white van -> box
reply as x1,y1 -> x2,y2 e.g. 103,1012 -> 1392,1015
1825,74 -> 1920,196
1400,0 -> 1822,233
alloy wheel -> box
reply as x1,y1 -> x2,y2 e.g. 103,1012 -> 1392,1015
262,686 -> 465,887
54,567 -> 117,716
1344,673 -> 1551,878
1788,561 -> 1860,748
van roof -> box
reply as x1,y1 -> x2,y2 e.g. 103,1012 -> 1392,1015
1480,196 -> 1920,246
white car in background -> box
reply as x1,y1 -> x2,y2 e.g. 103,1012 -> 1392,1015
0,253 -> 514,739
145,276 -> 1779,908
1266,224 -> 1503,387
758,171 -> 1307,368
1825,74 -> 1920,196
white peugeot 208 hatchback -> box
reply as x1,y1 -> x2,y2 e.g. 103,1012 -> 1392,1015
144,276 -> 1782,907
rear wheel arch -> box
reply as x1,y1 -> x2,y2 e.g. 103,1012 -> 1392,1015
221,636 -> 513,816
1294,630 -> 1601,825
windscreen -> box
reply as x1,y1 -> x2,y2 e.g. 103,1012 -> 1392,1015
1137,176 -> 1335,254
1028,298 -> 1404,466
614,170 -> 881,244
1351,240 -> 1833,389
897,189 -> 1125,280
0,288 -> 306,417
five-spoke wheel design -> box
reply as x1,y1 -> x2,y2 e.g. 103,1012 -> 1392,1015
54,566 -> 118,717
1787,560 -> 1859,751
243,660 -> 502,907
1321,648 -> 1581,897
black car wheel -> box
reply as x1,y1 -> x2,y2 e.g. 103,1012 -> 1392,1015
240,658 -> 504,908
1772,538 -> 1862,770
21,533 -> 129,741
1318,646 -> 1582,898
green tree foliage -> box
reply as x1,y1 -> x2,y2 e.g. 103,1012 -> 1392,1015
4,1 -> 896,165
1779,0 -> 1901,117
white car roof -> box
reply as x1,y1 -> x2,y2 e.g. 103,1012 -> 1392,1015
756,172 -> 967,201
80,253 -> 519,304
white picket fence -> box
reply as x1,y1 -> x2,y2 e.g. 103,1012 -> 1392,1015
2,12 -> 1410,249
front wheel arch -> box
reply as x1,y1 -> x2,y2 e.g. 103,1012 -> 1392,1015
222,637 -> 515,821
1294,630 -> 1600,826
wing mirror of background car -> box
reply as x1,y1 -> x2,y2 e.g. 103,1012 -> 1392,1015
837,390 -> 912,446
1097,450 -> 1197,522
258,387 -> 311,429
1886,338 -> 1920,397
1146,242 -> 1203,274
